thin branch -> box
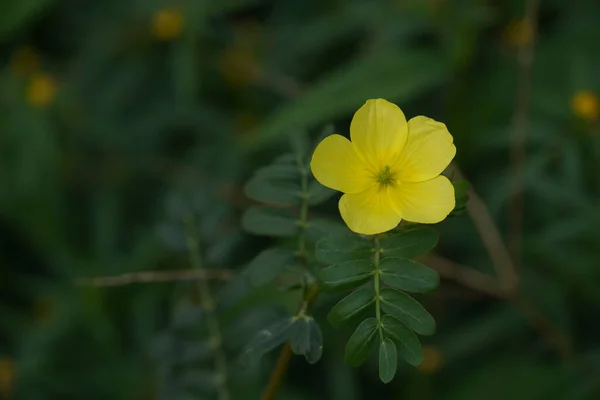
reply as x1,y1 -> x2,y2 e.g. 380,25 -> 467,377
508,0 -> 541,263
453,165 -> 519,294
425,254 -> 507,299
74,268 -> 231,287
261,343 -> 294,400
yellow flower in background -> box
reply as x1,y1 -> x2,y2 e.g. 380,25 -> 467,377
26,73 -> 58,108
311,99 -> 456,235
571,90 -> 599,122
418,346 -> 443,373
0,357 -> 15,397
505,19 -> 533,48
151,8 -> 184,41
10,46 -> 41,77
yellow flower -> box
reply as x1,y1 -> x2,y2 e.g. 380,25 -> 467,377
310,99 -> 456,235
0,357 -> 15,397
418,346 -> 443,373
571,90 -> 598,122
151,8 -> 184,41
26,73 -> 58,108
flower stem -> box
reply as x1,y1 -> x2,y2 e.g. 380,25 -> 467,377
373,235 -> 383,340
261,157 -> 317,400
184,213 -> 230,400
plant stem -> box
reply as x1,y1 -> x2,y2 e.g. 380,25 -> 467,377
373,235 -> 383,340
184,214 -> 230,400
261,157 -> 315,400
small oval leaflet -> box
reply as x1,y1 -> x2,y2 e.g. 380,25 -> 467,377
345,317 -> 379,367
315,234 -> 372,264
381,315 -> 423,366
379,227 -> 438,259
318,259 -> 374,292
327,286 -> 375,328
380,288 -> 436,336
378,337 -> 398,383
379,258 -> 439,293
242,206 -> 299,237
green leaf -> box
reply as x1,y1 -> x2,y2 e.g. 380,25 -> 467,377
290,316 -> 311,355
307,180 -> 336,205
344,317 -> 379,367
380,288 -> 435,336
328,286 -> 375,328
245,248 -> 297,286
305,318 -> 324,364
452,180 -> 470,214
253,50 -> 446,147
306,219 -> 351,241
381,315 -> 423,366
289,317 -> 324,364
244,175 -> 301,206
319,259 -> 374,292
316,235 -> 372,264
254,164 -> 300,181
241,317 -> 295,363
379,258 -> 439,293
378,338 -> 398,383
242,206 -> 299,237
379,227 -> 438,259
289,129 -> 310,158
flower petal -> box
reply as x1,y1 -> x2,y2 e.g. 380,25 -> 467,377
395,116 -> 456,182
389,176 -> 455,224
311,134 -> 373,194
350,99 -> 408,171
339,185 -> 402,235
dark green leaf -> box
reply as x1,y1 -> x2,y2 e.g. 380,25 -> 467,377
245,248 -> 297,286
244,177 -> 301,206
289,316 -> 323,364
0,0 -> 53,39
379,227 -> 438,259
379,258 -> 439,293
290,316 -> 311,355
319,259 -> 373,292
381,315 -> 423,366
254,164 -> 300,181
242,206 -> 299,237
380,288 -> 435,336
452,180 -> 470,214
306,219 -> 351,241
316,235 -> 372,264
307,180 -> 336,205
305,318 -> 324,364
345,317 -> 379,367
241,317 -> 295,363
289,129 -> 310,157
378,338 -> 398,383
328,286 -> 375,328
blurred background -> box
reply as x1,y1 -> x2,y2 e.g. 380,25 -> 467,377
1,0 -> 600,399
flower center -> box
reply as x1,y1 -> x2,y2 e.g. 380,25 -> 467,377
376,165 -> 394,186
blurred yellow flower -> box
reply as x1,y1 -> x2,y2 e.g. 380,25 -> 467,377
10,46 -> 41,77
418,346 -> 443,373
151,8 -> 184,40
571,90 -> 599,122
0,357 -> 15,397
26,73 -> 58,108
218,46 -> 260,88
505,19 -> 533,48
310,99 -> 456,235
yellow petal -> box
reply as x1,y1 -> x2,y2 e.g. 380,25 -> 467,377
311,134 -> 373,194
350,99 -> 408,171
395,116 -> 456,182
339,185 -> 401,235
389,176 -> 455,224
